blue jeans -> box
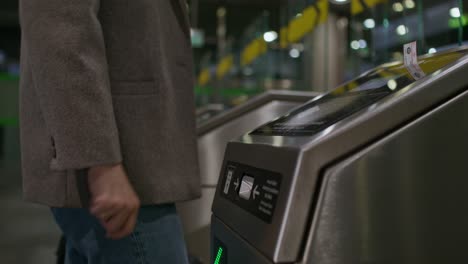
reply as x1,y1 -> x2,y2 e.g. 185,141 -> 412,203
51,204 -> 189,264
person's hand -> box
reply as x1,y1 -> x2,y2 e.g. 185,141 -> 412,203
87,164 -> 140,240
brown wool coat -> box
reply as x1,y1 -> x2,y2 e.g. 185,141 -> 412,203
19,0 -> 201,207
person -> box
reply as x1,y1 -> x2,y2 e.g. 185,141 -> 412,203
19,1 -> 201,263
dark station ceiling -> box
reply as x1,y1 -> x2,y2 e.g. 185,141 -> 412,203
0,0 -> 456,62
0,0 -> 285,61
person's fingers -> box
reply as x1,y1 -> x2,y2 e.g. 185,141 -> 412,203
86,163 -> 141,240
103,208 -> 132,235
107,208 -> 139,240
90,199 -> 121,222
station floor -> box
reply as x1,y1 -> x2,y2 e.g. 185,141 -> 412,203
0,127 -> 62,263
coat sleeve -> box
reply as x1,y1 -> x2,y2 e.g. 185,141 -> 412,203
19,0 -> 122,170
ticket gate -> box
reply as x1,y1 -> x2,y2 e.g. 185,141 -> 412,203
196,104 -> 225,125
211,47 -> 468,263
177,91 -> 318,263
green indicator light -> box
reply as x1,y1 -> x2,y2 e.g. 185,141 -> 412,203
214,247 -> 223,264
449,15 -> 468,28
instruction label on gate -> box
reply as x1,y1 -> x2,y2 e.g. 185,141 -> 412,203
404,41 -> 426,80
220,162 -> 282,223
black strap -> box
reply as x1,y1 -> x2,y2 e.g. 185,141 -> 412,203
75,168 -> 91,208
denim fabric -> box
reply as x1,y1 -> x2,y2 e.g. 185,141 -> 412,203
51,204 -> 189,264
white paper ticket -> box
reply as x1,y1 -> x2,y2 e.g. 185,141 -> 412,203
404,41 -> 426,80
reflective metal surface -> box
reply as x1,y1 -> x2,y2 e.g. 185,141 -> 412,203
303,90 -> 468,264
196,104 -> 225,126
197,100 -> 303,186
177,91 -> 318,263
211,47 -> 468,263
